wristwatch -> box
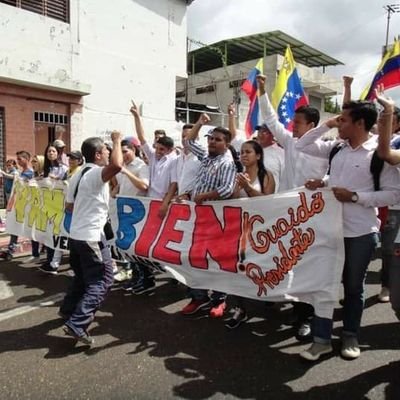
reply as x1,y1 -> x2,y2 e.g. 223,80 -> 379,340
351,192 -> 359,203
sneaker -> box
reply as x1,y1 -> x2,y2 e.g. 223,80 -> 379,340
341,336 -> 360,359
300,342 -> 333,361
181,298 -> 211,315
378,287 -> 390,303
296,321 -> 312,341
50,260 -> 60,270
209,301 -> 227,318
122,280 -> 135,291
22,256 -> 41,264
113,268 -> 132,283
224,307 -> 248,329
63,325 -> 94,346
132,280 -> 156,295
38,263 -> 58,275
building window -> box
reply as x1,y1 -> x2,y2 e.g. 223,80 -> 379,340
0,0 -> 70,23
229,79 -> 245,89
195,85 -> 215,95
34,111 -> 68,125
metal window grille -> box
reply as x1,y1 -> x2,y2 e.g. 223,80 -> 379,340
0,0 -> 69,23
34,111 -> 68,125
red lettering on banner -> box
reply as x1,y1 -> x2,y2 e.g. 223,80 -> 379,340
152,204 -> 190,265
135,200 -> 164,258
248,192 -> 324,254
245,227 -> 316,296
189,205 -> 241,272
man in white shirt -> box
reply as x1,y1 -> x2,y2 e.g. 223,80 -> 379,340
255,124 -> 285,193
296,100 -> 400,361
60,131 -> 123,345
257,74 -> 329,339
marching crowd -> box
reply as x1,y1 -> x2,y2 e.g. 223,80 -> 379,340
1,76 -> 400,362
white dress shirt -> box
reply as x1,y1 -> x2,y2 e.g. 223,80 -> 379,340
117,157 -> 149,197
262,144 -> 285,193
175,151 -> 201,195
259,94 -> 328,191
142,142 -> 177,199
296,124 -> 400,237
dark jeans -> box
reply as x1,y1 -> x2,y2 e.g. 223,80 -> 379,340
60,239 -> 113,337
31,241 -> 40,257
189,288 -> 226,306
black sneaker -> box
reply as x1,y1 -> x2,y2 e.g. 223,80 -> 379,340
0,251 -> 13,261
224,307 -> 248,329
132,280 -> 156,295
63,325 -> 94,346
39,263 -> 58,275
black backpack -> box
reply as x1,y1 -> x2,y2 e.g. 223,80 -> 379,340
328,142 -> 384,191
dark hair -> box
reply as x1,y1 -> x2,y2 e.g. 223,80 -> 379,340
295,105 -> 320,126
43,144 -> 61,177
182,124 -> 194,130
154,129 -> 166,137
6,159 -> 17,167
81,137 -> 105,163
342,101 -> 378,131
243,140 -> 268,193
157,136 -> 174,149
16,150 -> 31,161
228,145 -> 243,173
211,126 -> 232,143
121,139 -> 140,157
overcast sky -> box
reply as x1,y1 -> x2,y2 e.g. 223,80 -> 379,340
187,0 -> 400,102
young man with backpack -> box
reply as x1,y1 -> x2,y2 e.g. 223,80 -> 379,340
296,100 -> 400,361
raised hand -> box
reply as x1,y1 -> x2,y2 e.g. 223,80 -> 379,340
343,76 -> 353,87
228,103 -> 236,116
129,100 -> 140,117
375,84 -> 395,112
198,113 -> 211,125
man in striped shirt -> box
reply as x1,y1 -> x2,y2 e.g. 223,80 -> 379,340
181,114 -> 237,317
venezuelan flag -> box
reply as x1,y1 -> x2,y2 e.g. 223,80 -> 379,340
271,46 -> 308,131
241,58 -> 264,138
360,39 -> 400,100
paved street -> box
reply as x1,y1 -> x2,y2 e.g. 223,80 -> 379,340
0,254 -> 399,400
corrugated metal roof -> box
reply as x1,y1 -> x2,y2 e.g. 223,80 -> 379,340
188,30 -> 343,74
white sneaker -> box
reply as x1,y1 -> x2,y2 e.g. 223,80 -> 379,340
22,256 -> 41,264
378,287 -> 390,303
113,269 -> 132,282
300,342 -> 333,361
341,336 -> 360,359
50,261 -> 60,270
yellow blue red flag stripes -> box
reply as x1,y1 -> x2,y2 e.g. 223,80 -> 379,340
241,58 -> 263,138
360,39 -> 400,100
271,46 -> 308,131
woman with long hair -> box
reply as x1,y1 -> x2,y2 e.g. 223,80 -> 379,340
43,143 -> 68,180
226,140 -> 275,329
31,155 -> 44,178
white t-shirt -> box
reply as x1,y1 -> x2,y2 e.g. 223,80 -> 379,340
117,157 -> 149,197
68,164 -> 109,242
262,144 -> 285,193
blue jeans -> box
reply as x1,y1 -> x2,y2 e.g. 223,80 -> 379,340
343,233 -> 379,337
313,232 -> 378,342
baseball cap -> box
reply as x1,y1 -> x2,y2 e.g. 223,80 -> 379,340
53,139 -> 66,148
67,150 -> 83,160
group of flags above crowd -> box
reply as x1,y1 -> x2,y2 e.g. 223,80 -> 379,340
241,38 -> 400,137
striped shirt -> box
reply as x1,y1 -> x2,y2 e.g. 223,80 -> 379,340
188,140 -> 236,199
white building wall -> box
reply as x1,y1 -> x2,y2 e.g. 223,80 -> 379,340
0,0 -> 188,146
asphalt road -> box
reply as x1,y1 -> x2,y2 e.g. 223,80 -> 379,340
0,254 -> 399,400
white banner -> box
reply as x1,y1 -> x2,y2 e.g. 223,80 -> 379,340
6,178 -> 344,318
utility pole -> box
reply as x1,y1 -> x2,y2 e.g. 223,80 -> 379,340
383,4 -> 400,54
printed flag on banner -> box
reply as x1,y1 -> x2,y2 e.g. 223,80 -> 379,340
360,39 -> 400,100
271,45 -> 308,132
241,58 -> 264,138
